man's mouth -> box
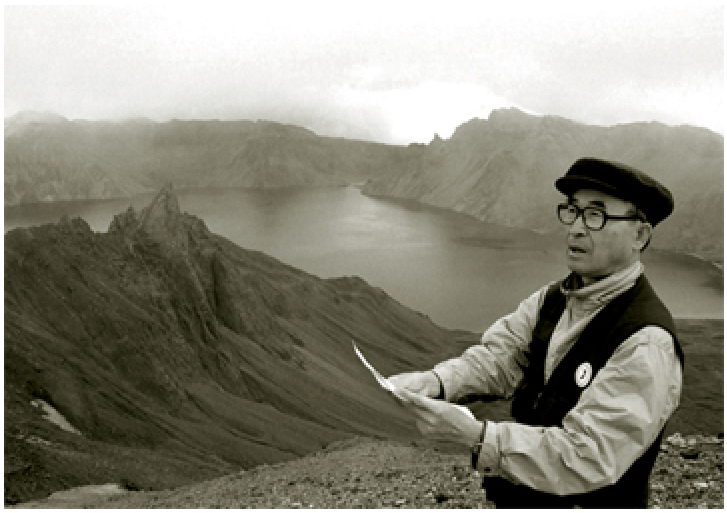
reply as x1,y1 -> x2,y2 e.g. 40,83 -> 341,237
568,244 -> 588,254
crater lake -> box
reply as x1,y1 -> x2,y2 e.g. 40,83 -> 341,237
5,186 -> 723,331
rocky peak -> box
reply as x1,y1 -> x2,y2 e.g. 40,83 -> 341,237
139,183 -> 180,233
4,110 -> 69,137
486,107 -> 541,131
108,206 -> 139,236
58,215 -> 93,235
428,133 -> 446,152
429,133 -> 443,144
108,184 -> 209,252
5,110 -> 68,126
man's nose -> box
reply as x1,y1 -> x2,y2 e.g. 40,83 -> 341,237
568,213 -> 588,235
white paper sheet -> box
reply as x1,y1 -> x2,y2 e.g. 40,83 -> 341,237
352,341 -> 402,397
352,341 -> 475,419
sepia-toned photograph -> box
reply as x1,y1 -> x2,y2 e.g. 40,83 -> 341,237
4,4 -> 723,508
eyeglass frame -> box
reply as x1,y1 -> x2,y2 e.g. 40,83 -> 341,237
556,203 -> 646,231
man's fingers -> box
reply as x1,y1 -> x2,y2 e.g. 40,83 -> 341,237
388,375 -> 423,395
390,388 -> 420,410
396,388 -> 440,412
388,371 -> 439,397
395,387 -> 422,405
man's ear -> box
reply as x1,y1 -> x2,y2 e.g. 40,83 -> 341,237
635,222 -> 653,252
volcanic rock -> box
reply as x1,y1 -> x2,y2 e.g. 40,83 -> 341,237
4,187 -> 482,503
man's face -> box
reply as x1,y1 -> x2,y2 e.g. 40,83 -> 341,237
563,189 -> 645,282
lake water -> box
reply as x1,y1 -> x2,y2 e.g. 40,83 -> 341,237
5,186 -> 723,331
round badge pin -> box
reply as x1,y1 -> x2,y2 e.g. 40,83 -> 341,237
575,362 -> 593,388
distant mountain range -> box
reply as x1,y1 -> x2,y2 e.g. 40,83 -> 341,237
5,108 -> 723,261
4,111 -> 398,200
362,109 -> 724,261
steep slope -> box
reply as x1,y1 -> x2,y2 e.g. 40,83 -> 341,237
4,186 -> 480,504
362,108 -> 724,261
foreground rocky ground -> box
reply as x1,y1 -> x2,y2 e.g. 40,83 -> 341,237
16,433 -> 723,509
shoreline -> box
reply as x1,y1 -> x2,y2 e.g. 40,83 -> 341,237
6,186 -> 722,267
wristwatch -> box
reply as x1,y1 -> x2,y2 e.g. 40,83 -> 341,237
471,421 -> 487,469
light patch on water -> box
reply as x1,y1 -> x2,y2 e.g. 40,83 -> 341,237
30,399 -> 82,435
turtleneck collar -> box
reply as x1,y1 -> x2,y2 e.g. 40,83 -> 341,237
561,261 -> 644,306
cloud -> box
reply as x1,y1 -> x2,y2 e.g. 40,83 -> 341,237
333,80 -> 514,143
4,4 -> 724,143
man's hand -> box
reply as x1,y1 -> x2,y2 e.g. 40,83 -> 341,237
388,371 -> 441,398
396,388 -> 483,447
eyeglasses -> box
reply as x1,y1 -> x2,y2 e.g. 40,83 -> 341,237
556,203 -> 645,231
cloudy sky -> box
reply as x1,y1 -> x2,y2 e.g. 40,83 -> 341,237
5,4 -> 724,144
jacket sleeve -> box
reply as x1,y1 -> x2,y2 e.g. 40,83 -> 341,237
432,283 -> 551,402
474,326 -> 683,495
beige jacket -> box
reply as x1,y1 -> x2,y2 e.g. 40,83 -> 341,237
433,262 -> 682,495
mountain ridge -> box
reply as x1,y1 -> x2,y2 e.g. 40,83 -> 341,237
363,109 -> 724,261
5,108 -> 723,260
6,108 -> 721,261
4,187 -> 482,504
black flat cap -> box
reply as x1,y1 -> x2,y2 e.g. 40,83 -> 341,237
555,158 -> 674,226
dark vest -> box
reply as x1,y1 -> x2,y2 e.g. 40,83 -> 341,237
482,274 -> 684,509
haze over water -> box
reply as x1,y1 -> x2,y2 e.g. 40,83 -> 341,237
5,186 -> 723,331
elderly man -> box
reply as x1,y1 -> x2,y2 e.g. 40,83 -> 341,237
390,158 -> 684,509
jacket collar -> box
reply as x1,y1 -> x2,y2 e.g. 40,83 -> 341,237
561,261 -> 644,306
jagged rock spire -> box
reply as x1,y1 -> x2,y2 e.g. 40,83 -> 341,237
139,183 -> 180,233
136,183 -> 188,250
108,183 -> 206,252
